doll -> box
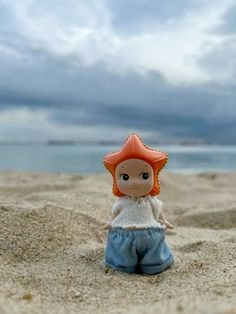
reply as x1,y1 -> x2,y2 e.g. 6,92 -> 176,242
102,133 -> 174,275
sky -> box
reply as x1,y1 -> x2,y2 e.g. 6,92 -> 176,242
0,0 -> 236,144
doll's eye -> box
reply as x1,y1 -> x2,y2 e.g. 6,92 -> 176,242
120,173 -> 129,181
139,172 -> 149,180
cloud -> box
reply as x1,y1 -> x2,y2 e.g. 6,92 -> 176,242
0,107 -> 55,141
0,47 -> 236,143
0,0 -> 236,143
1,93 -> 235,143
0,106 -> 156,142
1,0 -> 236,85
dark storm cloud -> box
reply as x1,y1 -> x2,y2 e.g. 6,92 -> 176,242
0,44 -> 236,143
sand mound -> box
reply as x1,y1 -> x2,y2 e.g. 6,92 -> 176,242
174,207 -> 236,229
0,204 -> 103,264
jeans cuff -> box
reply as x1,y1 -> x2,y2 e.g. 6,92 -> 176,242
104,260 -> 136,273
139,254 -> 174,275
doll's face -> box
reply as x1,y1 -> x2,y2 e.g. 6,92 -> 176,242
115,158 -> 154,197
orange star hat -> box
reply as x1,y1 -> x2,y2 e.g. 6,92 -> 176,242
103,133 -> 168,196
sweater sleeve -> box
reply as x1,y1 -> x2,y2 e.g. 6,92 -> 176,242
149,196 -> 163,220
111,197 -> 123,216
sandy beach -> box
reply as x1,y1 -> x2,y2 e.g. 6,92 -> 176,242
0,171 -> 235,314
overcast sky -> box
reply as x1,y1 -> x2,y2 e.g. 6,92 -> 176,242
0,0 -> 236,143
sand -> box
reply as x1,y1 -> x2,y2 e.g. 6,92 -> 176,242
0,170 -> 235,314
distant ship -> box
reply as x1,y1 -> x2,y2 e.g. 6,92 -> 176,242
47,140 -> 76,146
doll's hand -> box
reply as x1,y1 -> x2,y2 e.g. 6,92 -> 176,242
159,219 -> 174,229
102,222 -> 112,230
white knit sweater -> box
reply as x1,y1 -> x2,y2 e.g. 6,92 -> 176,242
111,195 -> 164,229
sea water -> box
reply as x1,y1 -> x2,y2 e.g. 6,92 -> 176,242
0,144 -> 236,173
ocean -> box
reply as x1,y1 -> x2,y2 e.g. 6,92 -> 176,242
0,144 -> 236,174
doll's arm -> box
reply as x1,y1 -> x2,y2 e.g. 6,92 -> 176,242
102,199 -> 123,230
158,209 -> 174,229
150,196 -> 174,229
102,210 -> 120,230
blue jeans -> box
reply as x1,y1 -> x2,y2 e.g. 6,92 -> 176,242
104,227 -> 173,275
